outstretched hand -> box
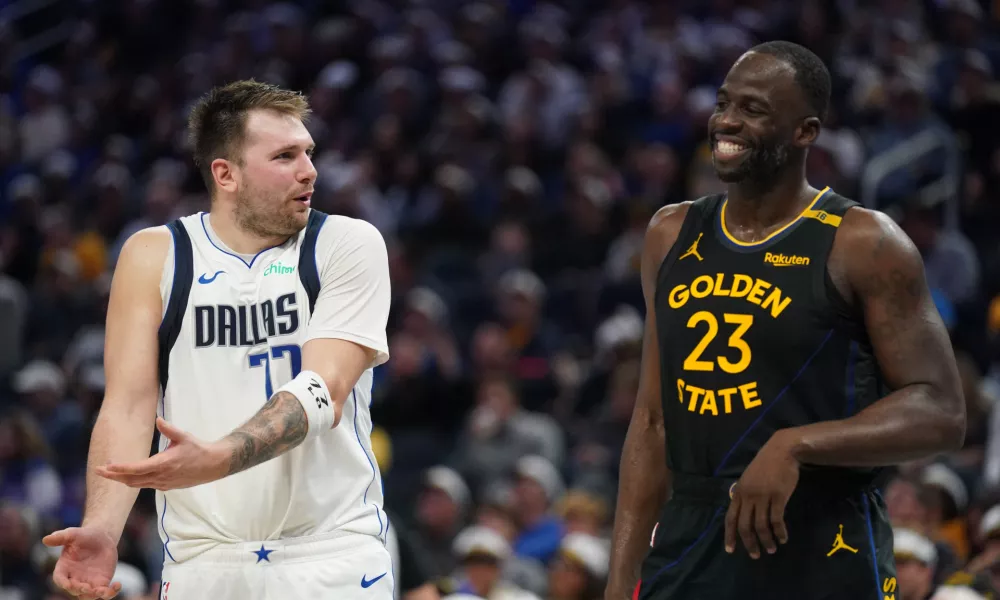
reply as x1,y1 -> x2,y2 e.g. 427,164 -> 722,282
724,430 -> 801,559
96,417 -> 229,491
43,527 -> 122,600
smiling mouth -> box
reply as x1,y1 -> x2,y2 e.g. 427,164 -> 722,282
713,139 -> 751,159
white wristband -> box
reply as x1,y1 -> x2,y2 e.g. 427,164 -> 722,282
277,370 -> 335,441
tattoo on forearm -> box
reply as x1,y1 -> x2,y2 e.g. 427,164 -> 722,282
223,391 -> 308,476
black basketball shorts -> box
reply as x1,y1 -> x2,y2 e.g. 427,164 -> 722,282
636,473 -> 898,600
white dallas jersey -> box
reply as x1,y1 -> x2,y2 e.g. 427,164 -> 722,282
155,210 -> 390,563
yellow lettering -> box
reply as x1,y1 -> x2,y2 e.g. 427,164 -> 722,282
718,388 -> 737,414
739,382 -> 761,410
761,287 -> 792,318
718,314 -> 753,373
883,596 -> 895,600
668,284 -> 689,309
687,385 -> 704,412
674,382 -> 761,416
690,275 -> 714,299
730,274 -> 753,298
746,279 -> 771,305
699,390 -> 718,416
683,311 -> 717,371
883,577 -> 897,593
712,273 -> 731,296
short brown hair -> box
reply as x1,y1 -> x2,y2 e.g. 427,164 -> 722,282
187,79 -> 311,190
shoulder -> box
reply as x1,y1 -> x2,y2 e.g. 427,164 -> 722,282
830,206 -> 925,302
117,226 -> 173,274
644,201 -> 694,254
314,214 -> 386,255
835,206 -> 919,259
312,214 -> 389,280
640,200 -> 696,287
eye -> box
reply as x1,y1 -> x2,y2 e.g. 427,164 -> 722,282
275,152 -> 292,160
714,99 -> 728,111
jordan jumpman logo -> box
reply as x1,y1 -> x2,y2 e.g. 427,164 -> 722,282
679,233 -> 704,262
827,524 -> 859,557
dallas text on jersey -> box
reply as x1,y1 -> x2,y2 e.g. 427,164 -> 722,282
194,292 -> 299,347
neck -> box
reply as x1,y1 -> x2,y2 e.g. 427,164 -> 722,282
724,166 -> 817,239
208,206 -> 288,255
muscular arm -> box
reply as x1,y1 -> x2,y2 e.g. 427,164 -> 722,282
606,204 -> 688,599
83,228 -> 168,540
219,339 -> 375,476
782,209 -> 965,466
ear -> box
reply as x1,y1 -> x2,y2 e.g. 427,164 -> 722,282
211,158 -> 239,194
796,117 -> 822,148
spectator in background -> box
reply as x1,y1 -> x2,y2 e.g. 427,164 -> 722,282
445,525 -> 540,600
0,411 -> 62,521
923,463 -> 972,561
474,485 -> 548,598
895,527 -> 941,600
899,200 -> 981,306
11,361 -> 82,468
546,533 -> 609,600
451,376 -> 563,494
0,502 -> 46,598
554,490 -> 609,539
511,455 -> 565,565
416,466 -> 472,579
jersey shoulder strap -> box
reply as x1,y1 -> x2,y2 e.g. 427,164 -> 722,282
654,195 -> 724,290
157,220 -> 194,392
298,209 -> 329,316
688,193 -> 725,221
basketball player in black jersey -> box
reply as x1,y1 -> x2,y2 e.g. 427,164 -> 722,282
605,41 -> 966,600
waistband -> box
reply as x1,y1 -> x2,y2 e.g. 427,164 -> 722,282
670,469 -> 878,505
167,529 -> 384,566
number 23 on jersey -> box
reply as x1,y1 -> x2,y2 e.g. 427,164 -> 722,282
677,311 -> 760,417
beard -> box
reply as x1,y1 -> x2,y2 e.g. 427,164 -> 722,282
233,182 -> 308,239
714,135 -> 791,184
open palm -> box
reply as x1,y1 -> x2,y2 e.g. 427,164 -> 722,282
43,527 -> 122,599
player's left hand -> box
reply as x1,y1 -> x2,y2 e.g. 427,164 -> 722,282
96,417 -> 229,491
724,429 -> 800,560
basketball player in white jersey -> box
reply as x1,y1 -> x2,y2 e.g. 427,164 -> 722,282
42,80 -> 394,599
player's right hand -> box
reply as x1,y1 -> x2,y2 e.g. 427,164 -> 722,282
42,527 -> 123,600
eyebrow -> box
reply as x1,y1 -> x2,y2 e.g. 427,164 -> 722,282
273,143 -> 315,155
717,87 -> 773,110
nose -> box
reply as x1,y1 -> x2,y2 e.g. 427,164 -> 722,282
298,154 -> 317,185
712,104 -> 742,133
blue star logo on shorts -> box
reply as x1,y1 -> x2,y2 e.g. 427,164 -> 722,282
252,544 -> 274,563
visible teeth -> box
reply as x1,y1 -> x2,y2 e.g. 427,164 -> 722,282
717,141 -> 747,154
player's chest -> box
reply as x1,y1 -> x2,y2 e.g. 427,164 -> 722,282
186,255 -> 307,348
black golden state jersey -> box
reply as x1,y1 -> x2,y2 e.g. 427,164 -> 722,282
654,188 -> 885,479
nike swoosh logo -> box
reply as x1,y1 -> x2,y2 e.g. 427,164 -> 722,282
198,271 -> 225,284
360,572 -> 386,588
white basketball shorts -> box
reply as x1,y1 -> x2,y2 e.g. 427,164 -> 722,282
158,530 -> 394,600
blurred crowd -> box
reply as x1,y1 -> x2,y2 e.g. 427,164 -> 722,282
1,0 -> 999,599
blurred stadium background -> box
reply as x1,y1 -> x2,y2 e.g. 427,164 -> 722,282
1,1 -> 999,599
